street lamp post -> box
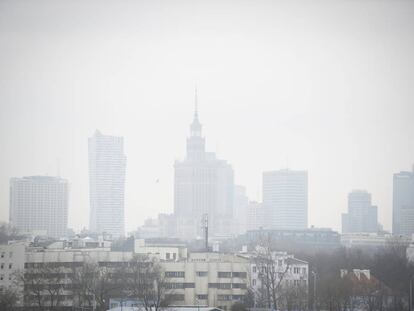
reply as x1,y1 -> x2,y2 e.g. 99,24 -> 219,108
410,277 -> 413,311
311,270 -> 317,311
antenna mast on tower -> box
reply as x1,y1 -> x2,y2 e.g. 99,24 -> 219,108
202,213 -> 208,252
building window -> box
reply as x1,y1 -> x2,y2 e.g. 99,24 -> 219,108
166,294 -> 184,301
197,295 -> 208,300
218,272 -> 232,278
218,295 -> 232,301
302,268 -> 307,274
294,267 -> 300,274
9,252 -> 12,258
0,252 -> 4,258
232,283 -> 247,289
196,271 -> 208,277
165,271 -> 185,278
0,275 -> 3,281
218,283 -> 231,289
232,295 -> 244,301
252,266 -> 257,273
252,279 -> 256,286
166,253 -> 170,260
165,283 -> 184,289
209,283 -> 231,289
8,264 -> 12,269
232,272 -> 247,278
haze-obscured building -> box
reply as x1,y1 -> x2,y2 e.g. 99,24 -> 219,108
262,169 -> 308,230
246,201 -> 265,231
9,176 -> 69,238
342,190 -> 378,233
174,102 -> 234,239
393,166 -> 414,236
243,227 -> 341,251
89,130 -> 127,238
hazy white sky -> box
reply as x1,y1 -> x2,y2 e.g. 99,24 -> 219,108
1,0 -> 413,233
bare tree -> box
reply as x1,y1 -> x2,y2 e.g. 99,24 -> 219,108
0,287 -> 19,311
88,264 -> 123,311
120,254 -> 173,311
251,236 -> 290,310
317,275 -> 353,311
279,283 -> 308,311
16,262 -> 66,310
70,262 -> 100,309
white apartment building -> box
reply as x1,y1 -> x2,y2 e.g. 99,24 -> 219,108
249,251 -> 308,300
9,176 -> 69,238
162,252 -> 250,310
263,169 -> 308,230
89,130 -> 127,238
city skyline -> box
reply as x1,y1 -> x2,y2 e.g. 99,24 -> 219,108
1,0 -> 414,233
3,108 -> 412,235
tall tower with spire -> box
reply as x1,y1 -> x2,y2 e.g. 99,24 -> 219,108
186,90 -> 205,160
174,90 -> 234,240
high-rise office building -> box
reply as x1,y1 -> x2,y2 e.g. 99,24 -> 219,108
9,176 -> 68,238
174,98 -> 234,239
342,190 -> 378,233
262,169 -> 308,230
89,130 -> 127,238
393,166 -> 414,236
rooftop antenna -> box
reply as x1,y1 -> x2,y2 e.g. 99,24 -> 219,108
202,213 -> 208,252
194,85 -> 198,118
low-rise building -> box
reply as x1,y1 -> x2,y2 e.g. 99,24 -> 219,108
249,251 -> 308,292
243,227 -> 340,251
6,237 -> 307,311
342,233 -> 410,250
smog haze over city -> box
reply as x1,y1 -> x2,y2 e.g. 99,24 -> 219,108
1,0 -> 414,234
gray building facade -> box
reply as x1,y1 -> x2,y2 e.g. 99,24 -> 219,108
9,176 -> 68,238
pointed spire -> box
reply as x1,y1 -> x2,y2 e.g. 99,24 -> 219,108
194,85 -> 198,119
190,86 -> 202,137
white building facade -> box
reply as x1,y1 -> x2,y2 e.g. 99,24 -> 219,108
89,130 -> 127,238
9,176 -> 69,238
